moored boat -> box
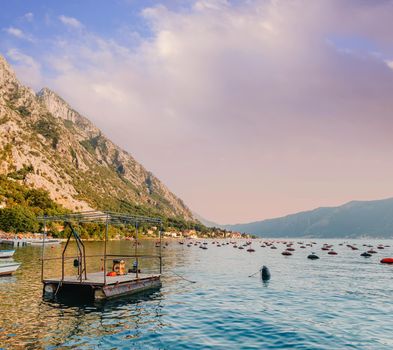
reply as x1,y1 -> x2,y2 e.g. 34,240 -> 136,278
29,239 -> 62,245
0,250 -> 15,258
0,262 -> 21,276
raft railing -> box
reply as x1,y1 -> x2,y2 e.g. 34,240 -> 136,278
37,211 -> 163,285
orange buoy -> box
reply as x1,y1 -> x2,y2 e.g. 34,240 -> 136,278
380,258 -> 393,264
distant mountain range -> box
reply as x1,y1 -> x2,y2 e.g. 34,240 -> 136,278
224,198 -> 393,238
0,55 -> 194,221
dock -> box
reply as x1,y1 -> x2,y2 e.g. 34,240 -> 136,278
43,272 -> 161,300
0,238 -> 31,247
0,237 -> 61,247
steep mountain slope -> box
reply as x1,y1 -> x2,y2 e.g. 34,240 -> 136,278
0,55 -> 193,220
192,211 -> 220,228
224,198 -> 393,238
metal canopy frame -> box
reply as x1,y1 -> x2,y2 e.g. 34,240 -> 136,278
38,211 -> 163,285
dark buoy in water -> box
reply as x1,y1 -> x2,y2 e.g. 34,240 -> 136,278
261,266 -> 271,281
307,253 -> 319,260
361,252 -> 372,257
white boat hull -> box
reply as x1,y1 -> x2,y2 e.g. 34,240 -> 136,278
0,263 -> 21,276
29,239 -> 61,245
0,250 -> 15,258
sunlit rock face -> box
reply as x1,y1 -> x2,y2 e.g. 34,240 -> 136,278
0,55 -> 193,220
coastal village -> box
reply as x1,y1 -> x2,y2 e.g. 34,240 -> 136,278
0,227 -> 248,244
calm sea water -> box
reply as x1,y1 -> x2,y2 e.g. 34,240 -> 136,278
0,238 -> 393,349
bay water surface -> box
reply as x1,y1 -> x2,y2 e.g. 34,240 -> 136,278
0,239 -> 393,349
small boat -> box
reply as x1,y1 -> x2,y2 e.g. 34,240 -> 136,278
282,251 -> 292,256
0,250 -> 15,258
29,239 -> 62,245
0,262 -> 21,276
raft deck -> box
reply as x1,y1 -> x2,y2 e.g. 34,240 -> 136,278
43,272 -> 161,300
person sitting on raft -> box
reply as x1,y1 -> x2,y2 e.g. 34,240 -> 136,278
129,260 -> 140,273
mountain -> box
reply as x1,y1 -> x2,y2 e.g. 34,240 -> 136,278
0,55 -> 194,222
192,212 -> 220,228
224,198 -> 393,238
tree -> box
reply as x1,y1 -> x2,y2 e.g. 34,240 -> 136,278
0,205 -> 39,232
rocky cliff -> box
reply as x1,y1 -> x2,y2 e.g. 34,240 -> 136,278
0,55 -> 193,220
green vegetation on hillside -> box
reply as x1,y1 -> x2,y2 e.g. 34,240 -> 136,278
0,175 -> 67,233
34,116 -> 60,149
7,164 -> 34,180
0,175 -> 219,238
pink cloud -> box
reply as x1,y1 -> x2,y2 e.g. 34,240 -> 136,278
10,0 -> 393,223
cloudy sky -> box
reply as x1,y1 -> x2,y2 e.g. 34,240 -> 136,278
1,0 -> 393,224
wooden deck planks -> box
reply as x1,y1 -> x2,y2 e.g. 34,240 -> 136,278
43,272 -> 159,286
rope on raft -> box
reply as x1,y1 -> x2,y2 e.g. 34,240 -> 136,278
169,270 -> 197,284
248,269 -> 261,277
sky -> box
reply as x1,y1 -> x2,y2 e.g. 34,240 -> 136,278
1,0 -> 393,224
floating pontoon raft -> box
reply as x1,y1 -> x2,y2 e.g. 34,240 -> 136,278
38,211 -> 163,300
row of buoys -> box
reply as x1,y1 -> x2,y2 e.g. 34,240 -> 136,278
178,239 -> 393,264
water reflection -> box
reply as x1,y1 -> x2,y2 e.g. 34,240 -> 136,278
1,239 -> 393,349
261,280 -> 270,288
37,288 -> 165,348
0,240 -> 186,348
